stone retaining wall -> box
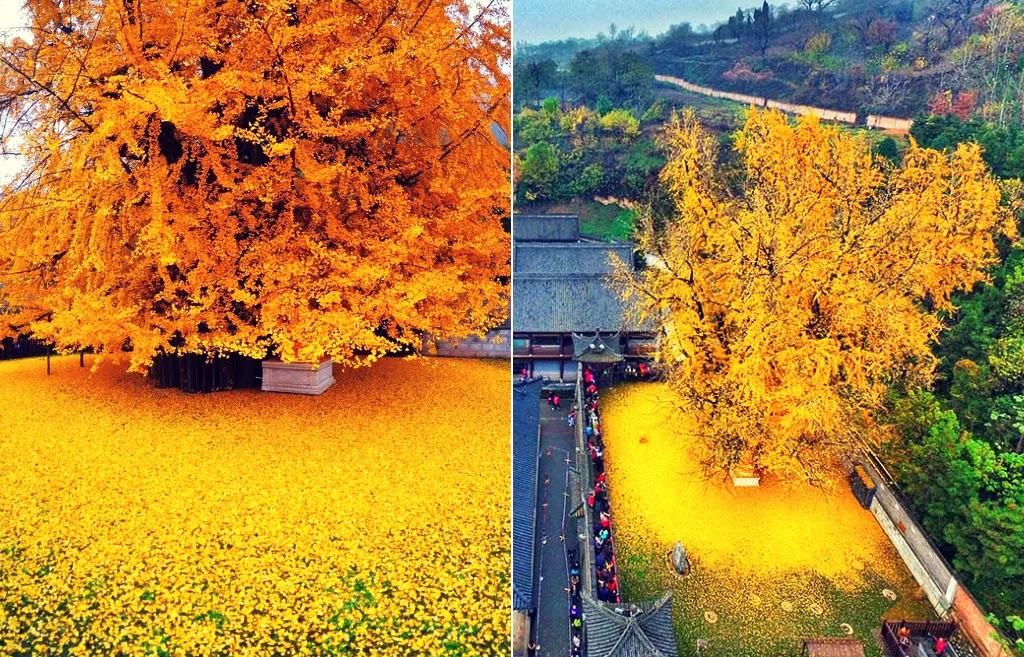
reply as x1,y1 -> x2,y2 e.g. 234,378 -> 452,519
261,358 -> 336,395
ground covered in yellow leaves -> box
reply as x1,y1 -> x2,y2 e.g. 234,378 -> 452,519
0,356 -> 509,656
602,383 -> 933,657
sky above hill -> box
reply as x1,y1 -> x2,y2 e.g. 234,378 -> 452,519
514,0 -> 746,43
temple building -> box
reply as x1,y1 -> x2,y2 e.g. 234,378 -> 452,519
512,214 -> 656,381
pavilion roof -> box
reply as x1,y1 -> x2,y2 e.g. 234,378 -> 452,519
583,593 -> 680,657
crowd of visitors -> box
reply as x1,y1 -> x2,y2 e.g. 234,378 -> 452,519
568,550 -> 583,657
623,362 -> 652,379
582,366 -> 620,604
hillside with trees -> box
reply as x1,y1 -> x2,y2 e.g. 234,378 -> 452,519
517,0 -> 1024,122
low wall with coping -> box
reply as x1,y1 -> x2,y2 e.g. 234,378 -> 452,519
656,74 -> 908,130
866,114 -> 914,132
766,98 -> 857,123
657,74 -> 765,107
861,459 -> 957,614
428,329 -> 510,359
860,458 -> 1007,657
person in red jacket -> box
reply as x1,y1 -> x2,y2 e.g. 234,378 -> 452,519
896,626 -> 910,647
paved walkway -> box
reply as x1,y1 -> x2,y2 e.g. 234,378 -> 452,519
532,402 -> 579,657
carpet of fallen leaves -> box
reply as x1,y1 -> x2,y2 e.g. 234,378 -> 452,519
0,356 -> 510,656
602,383 -> 934,657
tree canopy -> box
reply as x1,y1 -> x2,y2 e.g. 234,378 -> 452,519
620,109 -> 1013,483
513,100 -> 663,206
886,389 -> 1024,616
0,0 -> 510,371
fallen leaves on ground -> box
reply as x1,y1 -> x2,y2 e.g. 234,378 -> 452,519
602,383 -> 933,657
0,356 -> 510,656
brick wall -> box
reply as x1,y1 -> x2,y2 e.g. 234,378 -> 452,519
951,587 -> 1006,657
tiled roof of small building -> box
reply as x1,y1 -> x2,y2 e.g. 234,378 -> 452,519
511,379 -> 544,611
801,638 -> 866,657
583,593 -> 680,657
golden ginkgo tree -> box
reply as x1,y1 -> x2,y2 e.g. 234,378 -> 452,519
0,0 -> 510,371
619,109 -> 1014,483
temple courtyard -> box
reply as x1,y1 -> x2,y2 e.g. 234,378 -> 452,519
0,355 -> 510,656
601,383 -> 933,657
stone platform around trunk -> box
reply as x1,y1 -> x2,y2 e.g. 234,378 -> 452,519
261,358 -> 335,395
730,466 -> 761,487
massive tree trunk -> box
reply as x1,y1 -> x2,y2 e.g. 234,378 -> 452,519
150,352 -> 263,393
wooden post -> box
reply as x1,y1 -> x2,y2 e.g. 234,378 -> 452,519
80,351 -> 84,367
46,346 -> 51,375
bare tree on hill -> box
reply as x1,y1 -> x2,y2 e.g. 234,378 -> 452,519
799,0 -> 837,14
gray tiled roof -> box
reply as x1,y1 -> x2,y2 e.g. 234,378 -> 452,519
512,379 -> 544,611
513,214 -> 580,242
514,242 -> 634,276
573,332 -> 624,362
513,275 -> 651,333
583,593 -> 679,657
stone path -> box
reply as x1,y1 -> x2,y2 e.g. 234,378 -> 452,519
532,402 -> 579,657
